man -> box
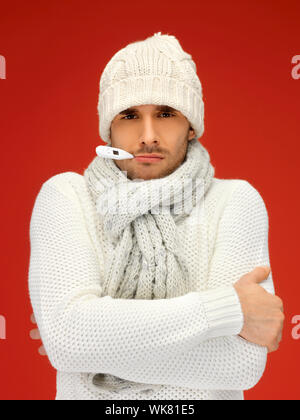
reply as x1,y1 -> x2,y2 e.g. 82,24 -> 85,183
28,32 -> 284,400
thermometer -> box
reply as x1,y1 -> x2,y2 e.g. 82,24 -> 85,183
96,145 -> 134,160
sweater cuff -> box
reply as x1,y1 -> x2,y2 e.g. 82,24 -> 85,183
198,285 -> 244,339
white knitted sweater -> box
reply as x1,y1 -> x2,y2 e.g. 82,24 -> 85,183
28,171 -> 275,400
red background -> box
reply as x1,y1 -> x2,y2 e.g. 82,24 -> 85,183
0,0 -> 299,400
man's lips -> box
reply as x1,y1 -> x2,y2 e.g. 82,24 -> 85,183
134,155 -> 164,162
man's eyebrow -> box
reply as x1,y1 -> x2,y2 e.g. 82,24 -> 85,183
118,105 -> 177,115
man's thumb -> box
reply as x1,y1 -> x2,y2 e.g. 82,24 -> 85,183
249,266 -> 270,283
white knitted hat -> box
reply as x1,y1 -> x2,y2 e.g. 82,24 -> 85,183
98,32 -> 205,145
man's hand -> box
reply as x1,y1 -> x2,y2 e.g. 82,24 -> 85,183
29,267 -> 284,356
29,313 -> 47,356
234,266 -> 284,353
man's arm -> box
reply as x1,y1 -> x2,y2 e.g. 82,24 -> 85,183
28,176 -> 244,374
103,180 -> 281,391
29,176 -> 283,391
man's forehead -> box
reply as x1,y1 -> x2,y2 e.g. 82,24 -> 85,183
118,105 -> 178,115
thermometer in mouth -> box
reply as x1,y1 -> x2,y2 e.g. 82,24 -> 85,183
96,145 -> 134,160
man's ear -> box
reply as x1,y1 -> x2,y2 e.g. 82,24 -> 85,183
188,126 -> 196,140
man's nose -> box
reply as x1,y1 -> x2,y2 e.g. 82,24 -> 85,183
139,117 -> 160,144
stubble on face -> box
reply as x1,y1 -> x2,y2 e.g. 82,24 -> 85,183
111,134 -> 190,181
108,105 -> 195,181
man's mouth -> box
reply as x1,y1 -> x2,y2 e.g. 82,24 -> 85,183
134,154 -> 164,163
134,156 -> 164,163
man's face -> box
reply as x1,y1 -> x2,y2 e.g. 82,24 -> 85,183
110,104 -> 196,181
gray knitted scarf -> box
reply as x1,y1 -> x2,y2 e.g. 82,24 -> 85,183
83,137 -> 215,395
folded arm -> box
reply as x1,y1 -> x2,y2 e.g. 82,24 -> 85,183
28,175 -> 243,377
28,175 -> 273,391
111,180 -> 274,390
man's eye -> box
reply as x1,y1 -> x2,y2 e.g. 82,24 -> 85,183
160,112 -> 174,118
122,112 -> 174,120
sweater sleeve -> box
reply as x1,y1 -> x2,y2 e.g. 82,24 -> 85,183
28,175 -> 244,375
111,180 -> 274,391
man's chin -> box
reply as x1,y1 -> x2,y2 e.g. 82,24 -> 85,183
130,169 -> 166,181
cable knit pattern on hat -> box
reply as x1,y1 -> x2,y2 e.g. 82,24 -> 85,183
98,32 -> 205,145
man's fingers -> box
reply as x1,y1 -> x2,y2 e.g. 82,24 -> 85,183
38,345 -> 47,356
29,316 -> 47,356
29,315 -> 47,356
30,328 -> 41,340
